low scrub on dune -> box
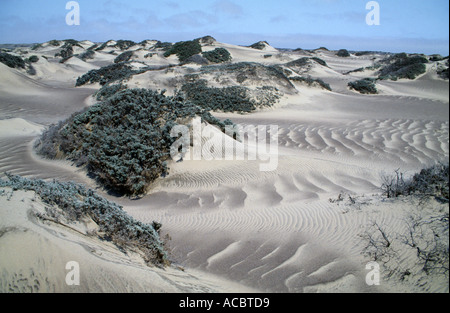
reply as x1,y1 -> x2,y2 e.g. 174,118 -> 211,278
336,49 -> 350,57
0,52 -> 26,69
202,48 -> 232,63
75,63 -> 136,86
181,79 -> 281,113
114,51 -> 134,63
0,174 -> 169,266
35,88 -> 232,195
348,78 -> 378,94
289,76 -> 332,91
163,40 -> 202,63
378,53 -> 428,80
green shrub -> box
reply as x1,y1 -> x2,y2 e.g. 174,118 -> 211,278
49,40 -> 61,47
202,48 -> 232,63
348,78 -> 378,94
336,49 -> 350,57
35,89 -> 229,195
0,174 -> 168,266
249,41 -> 268,50
75,63 -> 136,86
286,57 -> 328,68
378,53 -> 428,80
28,55 -> 39,63
181,80 -> 257,113
114,40 -> 136,50
163,40 -> 202,63
114,51 -> 133,63
0,52 -> 25,69
94,83 -> 127,101
78,50 -> 95,61
154,41 -> 173,51
55,43 -> 74,59
290,76 -> 332,91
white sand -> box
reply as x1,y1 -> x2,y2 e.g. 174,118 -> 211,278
0,41 -> 448,293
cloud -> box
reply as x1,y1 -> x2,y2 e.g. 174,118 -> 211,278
163,10 -> 215,30
212,0 -> 244,18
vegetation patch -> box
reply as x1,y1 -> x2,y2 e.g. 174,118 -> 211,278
289,76 -> 332,91
378,53 -> 428,80
75,63 -> 137,86
114,51 -> 134,63
35,88 -> 230,195
336,49 -> 351,57
163,40 -> 202,63
0,174 -> 169,266
348,78 -> 378,94
0,52 -> 26,69
202,48 -> 232,63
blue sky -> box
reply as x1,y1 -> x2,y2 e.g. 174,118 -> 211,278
0,0 -> 448,54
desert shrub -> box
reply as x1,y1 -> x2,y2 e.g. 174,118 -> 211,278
55,43 -> 74,59
94,83 -> 127,101
378,53 -> 428,80
249,41 -> 268,50
0,52 -> 25,69
202,48 -> 232,63
185,54 -> 209,65
27,55 -> 39,63
87,44 -> 98,51
95,42 -> 109,51
348,78 -> 378,94
154,41 -> 173,51
438,67 -> 449,80
75,63 -> 136,86
163,40 -> 202,63
114,40 -> 136,50
35,88 -> 229,195
197,35 -> 216,45
114,51 -> 134,63
355,51 -> 374,56
0,174 -> 168,266
286,57 -> 328,68
78,50 -> 95,61
336,49 -> 350,57
49,40 -> 62,46
381,164 -> 449,202
290,76 -> 332,91
181,80 -> 257,112
31,43 -> 43,51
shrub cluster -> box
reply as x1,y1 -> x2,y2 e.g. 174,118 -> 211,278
381,164 -> 449,202
202,48 -> 232,63
114,40 -> 136,50
336,49 -> 351,57
0,174 -> 168,265
181,80 -> 258,113
286,57 -> 328,68
94,83 -> 128,101
78,50 -> 95,61
163,40 -> 202,63
154,41 -> 173,51
28,55 -> 39,63
378,53 -> 428,80
35,88 -> 229,195
249,41 -> 268,50
290,76 -> 332,91
348,78 -> 378,94
0,52 -> 25,69
75,63 -> 136,86
114,51 -> 134,63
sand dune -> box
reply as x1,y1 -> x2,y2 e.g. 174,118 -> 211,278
0,40 -> 448,293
